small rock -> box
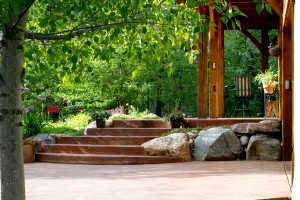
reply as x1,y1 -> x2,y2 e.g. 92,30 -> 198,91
240,135 -> 249,146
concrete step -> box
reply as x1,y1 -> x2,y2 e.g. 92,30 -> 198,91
54,135 -> 157,145
35,153 -> 182,165
42,144 -> 147,155
86,128 -> 171,136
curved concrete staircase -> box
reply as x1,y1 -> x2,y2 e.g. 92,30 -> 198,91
35,120 -> 183,165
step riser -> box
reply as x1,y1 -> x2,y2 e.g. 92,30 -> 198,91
110,120 -> 170,128
35,154 -> 182,165
54,137 -> 156,145
86,128 -> 170,136
42,145 -> 147,155
36,120 -> 183,165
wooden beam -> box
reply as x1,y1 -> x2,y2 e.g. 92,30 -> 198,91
241,29 -> 263,51
266,0 -> 282,16
282,0 -> 292,30
198,32 -> 208,118
261,29 -> 269,72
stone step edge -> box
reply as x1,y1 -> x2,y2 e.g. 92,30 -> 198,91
88,128 -> 171,130
36,152 -> 179,159
44,144 -> 144,148
53,136 -> 159,139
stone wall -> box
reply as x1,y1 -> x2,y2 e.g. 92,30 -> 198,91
142,120 -> 282,161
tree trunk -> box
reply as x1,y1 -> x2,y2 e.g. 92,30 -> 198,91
0,4 -> 29,199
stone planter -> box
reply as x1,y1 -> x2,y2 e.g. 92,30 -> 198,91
23,144 -> 35,163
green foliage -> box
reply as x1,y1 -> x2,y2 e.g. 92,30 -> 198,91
91,110 -> 110,120
108,106 -> 159,120
224,29 -> 278,117
65,113 -> 91,128
253,69 -> 278,86
22,112 -> 46,139
163,109 -> 185,121
42,123 -> 79,134
161,127 -> 203,136
253,0 -> 273,15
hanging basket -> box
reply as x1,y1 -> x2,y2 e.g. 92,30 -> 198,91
269,46 -> 280,57
23,144 -> 35,163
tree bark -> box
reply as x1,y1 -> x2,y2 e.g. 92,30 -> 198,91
0,3 -> 29,200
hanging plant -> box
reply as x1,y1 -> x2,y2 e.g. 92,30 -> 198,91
253,70 -> 278,94
269,45 -> 280,57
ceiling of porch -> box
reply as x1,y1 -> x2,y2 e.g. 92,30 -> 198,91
230,0 -> 279,30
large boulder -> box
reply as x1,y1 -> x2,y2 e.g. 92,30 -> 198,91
141,133 -> 192,161
193,127 -> 244,161
231,120 -> 281,135
246,134 -> 281,161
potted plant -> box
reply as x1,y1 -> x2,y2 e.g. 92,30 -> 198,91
91,110 -> 111,128
22,111 -> 46,162
23,137 -> 43,163
253,70 -> 278,94
164,109 -> 186,128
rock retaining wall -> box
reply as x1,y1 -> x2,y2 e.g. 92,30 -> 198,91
142,119 -> 282,161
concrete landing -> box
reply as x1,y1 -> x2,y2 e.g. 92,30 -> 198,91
24,161 -> 292,199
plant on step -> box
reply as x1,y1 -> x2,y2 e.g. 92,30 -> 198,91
163,109 -> 186,122
91,110 -> 111,120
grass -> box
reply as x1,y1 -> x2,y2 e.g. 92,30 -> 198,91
42,122 -> 85,136
161,126 -> 203,136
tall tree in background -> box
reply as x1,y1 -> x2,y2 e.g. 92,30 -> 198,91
0,0 -> 245,199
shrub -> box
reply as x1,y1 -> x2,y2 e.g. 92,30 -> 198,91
22,112 -> 46,139
65,113 -> 91,128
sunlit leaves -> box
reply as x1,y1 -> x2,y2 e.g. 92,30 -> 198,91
256,3 -> 264,15
254,0 -> 272,15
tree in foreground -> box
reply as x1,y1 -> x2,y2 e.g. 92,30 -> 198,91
0,0 -> 245,199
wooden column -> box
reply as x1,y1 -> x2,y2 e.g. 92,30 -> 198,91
209,16 -> 224,118
197,32 -> 208,118
209,30 -> 218,118
217,20 -> 225,118
280,30 -> 293,161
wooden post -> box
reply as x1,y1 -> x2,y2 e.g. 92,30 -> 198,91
280,30 -> 293,161
198,32 -> 208,118
209,26 -> 218,118
209,14 -> 224,118
217,20 -> 225,117
261,29 -> 269,73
